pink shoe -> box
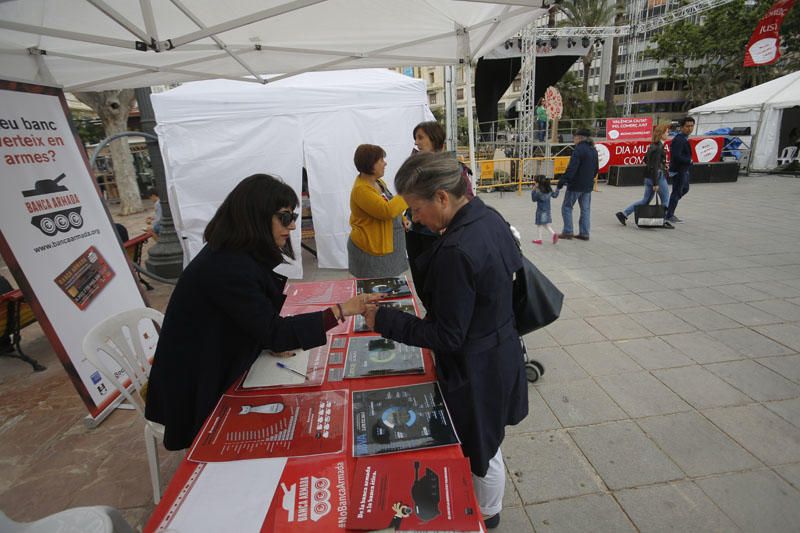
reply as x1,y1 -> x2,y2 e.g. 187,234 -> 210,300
552,233 -> 559,244
532,239 -> 543,245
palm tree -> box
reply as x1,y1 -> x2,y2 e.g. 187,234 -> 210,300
557,0 -> 615,93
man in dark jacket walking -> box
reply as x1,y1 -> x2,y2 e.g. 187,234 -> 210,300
557,128 -> 599,240
665,117 -> 695,223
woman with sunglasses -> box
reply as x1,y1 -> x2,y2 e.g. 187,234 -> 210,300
347,144 -> 409,278
146,174 -> 375,451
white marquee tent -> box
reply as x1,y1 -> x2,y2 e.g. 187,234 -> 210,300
151,68 -> 432,278
690,70 -> 800,171
0,1 -> 545,91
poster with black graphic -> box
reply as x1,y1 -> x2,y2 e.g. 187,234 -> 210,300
347,457 -> 481,531
352,298 -> 417,333
352,383 -> 459,457
344,335 -> 425,378
356,276 -> 411,298
0,81 -> 145,421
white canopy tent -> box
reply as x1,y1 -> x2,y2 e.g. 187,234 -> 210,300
151,69 -> 433,278
690,71 -> 800,171
0,1 -> 545,91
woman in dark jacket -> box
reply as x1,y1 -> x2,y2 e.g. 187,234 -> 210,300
363,152 -> 527,529
615,123 -> 672,227
146,174 -> 374,451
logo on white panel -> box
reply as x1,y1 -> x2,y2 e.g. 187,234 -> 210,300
747,38 -> 778,65
694,139 -> 718,162
281,476 -> 332,523
608,129 -> 620,140
22,173 -> 84,236
595,143 -> 610,169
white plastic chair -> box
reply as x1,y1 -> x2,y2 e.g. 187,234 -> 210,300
82,307 -> 166,504
778,145 -> 798,166
0,506 -> 134,533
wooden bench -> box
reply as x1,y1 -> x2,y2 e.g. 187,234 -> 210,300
1,289 -> 46,371
0,231 -> 154,372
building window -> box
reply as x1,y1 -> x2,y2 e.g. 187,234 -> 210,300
428,72 -> 435,84
512,78 -> 521,92
457,107 -> 465,118
429,93 -> 437,105
457,88 -> 464,100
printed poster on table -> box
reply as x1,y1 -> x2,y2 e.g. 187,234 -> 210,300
283,279 -> 355,306
344,335 -> 425,378
0,81 -> 146,421
188,390 -> 347,463
352,383 -> 459,457
347,457 -> 481,531
156,457 -> 350,533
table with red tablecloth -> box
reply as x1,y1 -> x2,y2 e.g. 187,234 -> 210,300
144,278 -> 483,533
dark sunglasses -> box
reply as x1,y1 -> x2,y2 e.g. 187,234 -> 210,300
275,211 -> 299,227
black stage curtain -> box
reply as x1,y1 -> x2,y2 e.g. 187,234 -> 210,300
474,56 -> 579,135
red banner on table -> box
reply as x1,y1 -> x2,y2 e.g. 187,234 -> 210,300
594,136 -> 724,174
743,0 -> 795,67
606,117 -> 652,141
187,390 -> 347,462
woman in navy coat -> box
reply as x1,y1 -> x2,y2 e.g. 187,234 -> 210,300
364,152 -> 528,529
146,174 -> 374,451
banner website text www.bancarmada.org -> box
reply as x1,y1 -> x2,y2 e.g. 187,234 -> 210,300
33,228 -> 100,253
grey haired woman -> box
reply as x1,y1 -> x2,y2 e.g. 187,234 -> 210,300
363,152 -> 528,529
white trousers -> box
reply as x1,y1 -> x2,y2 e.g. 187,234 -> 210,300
472,447 -> 505,516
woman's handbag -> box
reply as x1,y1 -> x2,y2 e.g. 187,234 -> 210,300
634,191 -> 666,227
513,255 -> 564,335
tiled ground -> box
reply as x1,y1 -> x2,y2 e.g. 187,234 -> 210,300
2,174 -> 800,531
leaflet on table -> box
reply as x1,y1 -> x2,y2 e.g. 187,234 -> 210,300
352,297 -> 417,333
356,275 -> 412,298
238,346 -> 327,390
188,390 -> 347,463
158,456 -> 351,533
282,303 -> 351,336
262,456 -> 351,532
352,382 -> 459,457
344,335 -> 425,378
283,279 -> 355,306
347,457 -> 481,532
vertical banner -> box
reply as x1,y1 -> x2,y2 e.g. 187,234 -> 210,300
0,81 -> 148,421
743,0 -> 795,67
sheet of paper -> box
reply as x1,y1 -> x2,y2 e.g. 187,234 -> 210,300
165,458 -> 287,533
243,350 -> 310,388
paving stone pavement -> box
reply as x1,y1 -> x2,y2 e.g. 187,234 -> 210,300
2,174 -> 800,531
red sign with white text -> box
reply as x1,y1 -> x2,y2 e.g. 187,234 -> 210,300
187,390 -> 347,463
744,0 -> 795,67
594,137 -> 724,174
606,117 -> 653,141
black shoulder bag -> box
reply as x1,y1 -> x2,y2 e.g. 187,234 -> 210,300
486,206 -> 564,335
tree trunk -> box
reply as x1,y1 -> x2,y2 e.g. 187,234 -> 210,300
604,0 -> 625,117
74,90 -> 143,215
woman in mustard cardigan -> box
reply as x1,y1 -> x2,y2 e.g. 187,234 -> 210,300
347,144 -> 409,278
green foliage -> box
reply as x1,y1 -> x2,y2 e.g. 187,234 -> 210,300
555,71 -> 593,119
557,0 -> 615,93
73,115 -> 105,145
645,0 -> 800,107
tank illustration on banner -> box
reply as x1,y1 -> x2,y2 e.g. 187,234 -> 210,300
21,173 -> 84,236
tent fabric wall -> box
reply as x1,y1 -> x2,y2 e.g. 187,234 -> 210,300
690,71 -> 800,171
151,69 -> 432,278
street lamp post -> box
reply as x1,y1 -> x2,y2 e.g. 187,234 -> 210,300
135,87 -> 184,279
